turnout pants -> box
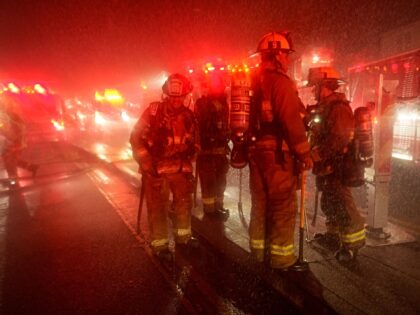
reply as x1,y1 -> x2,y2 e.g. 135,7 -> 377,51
196,154 -> 229,214
143,172 -> 194,252
249,150 -> 298,269
319,174 -> 366,251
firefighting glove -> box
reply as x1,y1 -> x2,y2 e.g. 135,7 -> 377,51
135,150 -> 156,176
140,157 -> 157,176
298,153 -> 314,171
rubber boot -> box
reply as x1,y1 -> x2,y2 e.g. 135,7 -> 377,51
214,207 -> 230,221
154,248 -> 173,263
177,236 -> 199,253
335,247 -> 355,263
314,232 -> 341,251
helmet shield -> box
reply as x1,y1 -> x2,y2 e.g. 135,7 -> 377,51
162,73 -> 193,97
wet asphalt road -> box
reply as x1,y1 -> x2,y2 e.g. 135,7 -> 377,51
0,138 -> 298,315
0,143 -> 191,315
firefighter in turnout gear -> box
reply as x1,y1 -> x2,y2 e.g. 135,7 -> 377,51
195,75 -> 230,218
0,95 -> 38,185
248,32 -> 313,270
307,66 -> 366,262
130,73 -> 199,260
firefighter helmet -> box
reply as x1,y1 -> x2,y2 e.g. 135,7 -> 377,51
162,73 -> 193,97
256,31 -> 294,54
307,67 -> 343,86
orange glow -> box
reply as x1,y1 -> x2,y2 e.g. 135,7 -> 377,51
95,89 -> 125,105
95,91 -> 104,102
22,86 -> 35,94
140,82 -> 148,90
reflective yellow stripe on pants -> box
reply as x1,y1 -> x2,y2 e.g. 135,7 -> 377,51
341,229 -> 366,244
151,238 -> 169,249
270,244 -> 294,257
202,197 -> 216,205
250,239 -> 265,250
176,228 -> 191,237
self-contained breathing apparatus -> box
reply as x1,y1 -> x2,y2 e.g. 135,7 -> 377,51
306,103 -> 374,187
229,72 -> 251,169
342,106 -> 374,186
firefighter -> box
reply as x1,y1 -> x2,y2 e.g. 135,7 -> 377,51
248,32 -> 312,270
0,96 -> 38,185
307,66 -> 366,262
130,73 -> 199,260
194,74 -> 230,218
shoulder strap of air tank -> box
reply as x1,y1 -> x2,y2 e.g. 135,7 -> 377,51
149,102 -> 161,116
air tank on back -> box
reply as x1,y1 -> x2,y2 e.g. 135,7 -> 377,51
354,106 -> 374,158
229,72 -> 251,168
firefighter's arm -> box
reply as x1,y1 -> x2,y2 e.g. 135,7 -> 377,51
129,108 -> 155,174
317,104 -> 354,160
273,78 -> 312,169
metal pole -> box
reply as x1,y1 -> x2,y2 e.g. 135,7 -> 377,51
311,187 -> 319,227
292,171 -> 309,271
238,168 -> 243,212
137,177 -> 145,234
193,161 -> 198,208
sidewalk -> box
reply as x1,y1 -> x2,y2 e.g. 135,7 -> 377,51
73,144 -> 420,315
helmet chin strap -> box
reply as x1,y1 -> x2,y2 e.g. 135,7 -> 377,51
274,54 -> 288,73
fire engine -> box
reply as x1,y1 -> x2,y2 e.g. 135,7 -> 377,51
0,81 -> 67,142
348,49 -> 420,163
346,20 -> 420,238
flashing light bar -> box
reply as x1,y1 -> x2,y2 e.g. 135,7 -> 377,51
34,83 -> 47,95
95,89 -> 125,105
7,83 -> 20,93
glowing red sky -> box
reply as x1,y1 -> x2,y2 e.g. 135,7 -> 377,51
1,0 -> 419,96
